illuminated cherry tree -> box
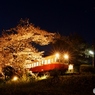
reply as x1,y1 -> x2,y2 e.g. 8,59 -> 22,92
0,19 -> 55,69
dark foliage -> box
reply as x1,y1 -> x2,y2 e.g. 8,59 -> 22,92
80,65 -> 95,74
51,33 -> 90,65
2,66 -> 16,80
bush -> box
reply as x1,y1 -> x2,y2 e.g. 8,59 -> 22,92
80,65 -> 95,74
50,69 -> 61,77
73,64 -> 81,73
2,66 -> 16,80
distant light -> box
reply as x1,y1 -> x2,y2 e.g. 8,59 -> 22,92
89,50 -> 94,55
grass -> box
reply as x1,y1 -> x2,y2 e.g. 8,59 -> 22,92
0,74 -> 95,95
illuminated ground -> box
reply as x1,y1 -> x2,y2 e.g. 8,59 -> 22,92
0,74 -> 95,95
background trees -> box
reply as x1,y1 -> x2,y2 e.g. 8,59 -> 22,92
51,33 -> 90,71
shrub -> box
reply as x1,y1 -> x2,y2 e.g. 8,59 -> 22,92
80,65 -> 95,74
2,66 -> 16,80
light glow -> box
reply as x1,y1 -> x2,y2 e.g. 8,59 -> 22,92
68,64 -> 73,71
38,75 -> 49,80
89,50 -> 94,55
64,54 -> 69,60
55,53 -> 60,58
12,76 -> 18,81
48,59 -> 51,64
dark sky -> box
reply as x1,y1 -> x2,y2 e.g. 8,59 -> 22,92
0,0 -> 95,44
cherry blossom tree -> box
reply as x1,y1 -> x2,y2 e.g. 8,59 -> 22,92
0,19 -> 55,70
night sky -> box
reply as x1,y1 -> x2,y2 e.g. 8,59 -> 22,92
0,0 -> 95,44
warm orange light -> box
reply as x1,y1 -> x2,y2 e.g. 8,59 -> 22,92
64,54 -> 69,60
55,53 -> 60,58
38,75 -> 49,80
12,76 -> 18,81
